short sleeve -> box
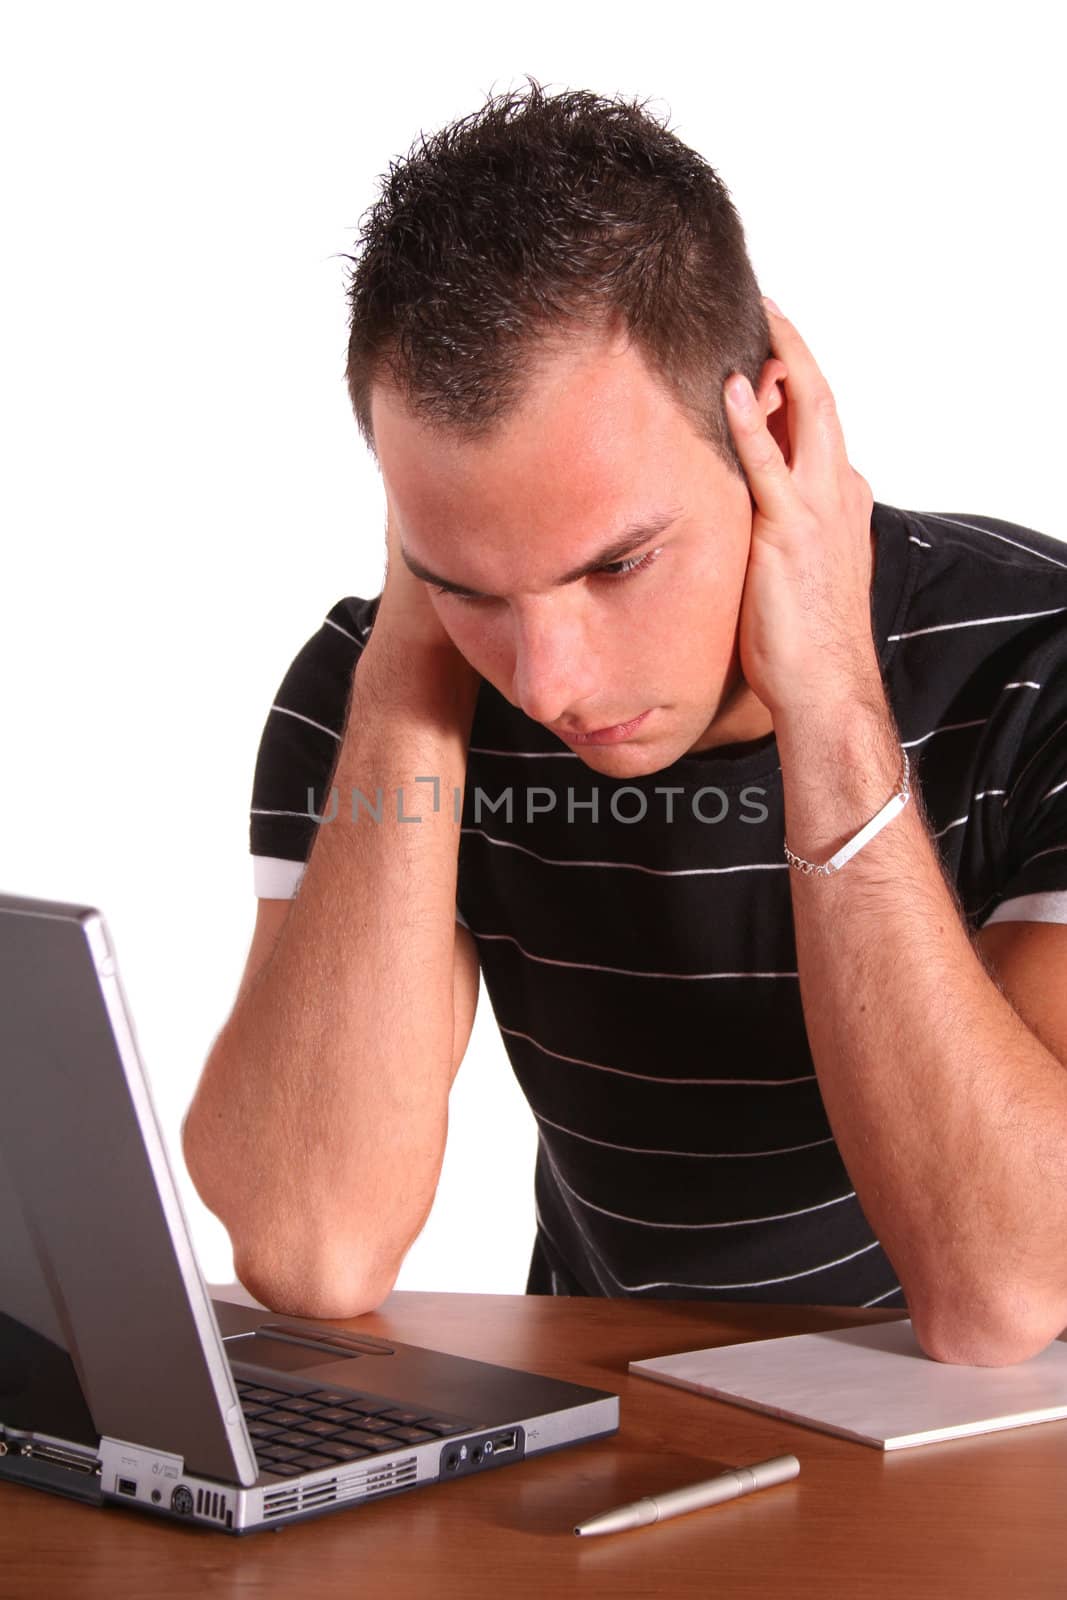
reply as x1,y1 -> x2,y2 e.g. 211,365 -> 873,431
249,596 -> 376,897
979,640 -> 1067,927
247,594 -> 471,933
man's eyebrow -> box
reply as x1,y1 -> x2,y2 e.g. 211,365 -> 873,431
400,508 -> 682,599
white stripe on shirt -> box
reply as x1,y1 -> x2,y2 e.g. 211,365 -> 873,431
614,1239 -> 884,1294
270,703 -> 342,740
889,607 -> 1067,642
476,931 -> 799,982
1004,715 -> 1067,807
902,717 -> 988,749
461,827 -> 788,878
932,791 -> 1006,839
536,1172 -> 881,1292
531,1104 -> 835,1158
323,616 -> 365,645
546,1147 -> 857,1230
502,1025 -> 812,1085
924,513 -> 1067,570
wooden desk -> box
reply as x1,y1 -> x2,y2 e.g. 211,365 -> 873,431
3,1293 -> 1065,1597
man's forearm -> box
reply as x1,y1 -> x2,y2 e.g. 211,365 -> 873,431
775,684 -> 1067,1364
184,631 -> 480,1317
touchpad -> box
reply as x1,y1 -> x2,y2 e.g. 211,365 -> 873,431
223,1332 -> 335,1372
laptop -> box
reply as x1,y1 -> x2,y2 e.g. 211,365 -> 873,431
0,892 -> 619,1534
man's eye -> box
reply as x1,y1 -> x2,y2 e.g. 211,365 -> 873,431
431,585 -> 488,603
598,547 -> 663,581
431,546 -> 663,603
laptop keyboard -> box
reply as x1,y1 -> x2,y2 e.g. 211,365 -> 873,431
235,1380 -> 474,1478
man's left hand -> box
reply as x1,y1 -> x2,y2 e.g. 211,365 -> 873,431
725,298 -> 882,721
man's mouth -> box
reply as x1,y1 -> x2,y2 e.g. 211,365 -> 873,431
552,709 -> 653,746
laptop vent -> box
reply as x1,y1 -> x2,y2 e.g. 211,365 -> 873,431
263,1481 -> 335,1519
336,1456 -> 418,1505
195,1486 -> 231,1524
261,1457 -> 418,1520
263,1486 -> 302,1519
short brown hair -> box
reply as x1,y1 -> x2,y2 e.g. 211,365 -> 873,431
343,76 -> 770,479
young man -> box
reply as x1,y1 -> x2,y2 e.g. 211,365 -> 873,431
183,82 -> 1067,1366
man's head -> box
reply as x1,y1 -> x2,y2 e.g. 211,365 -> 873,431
344,78 -> 786,776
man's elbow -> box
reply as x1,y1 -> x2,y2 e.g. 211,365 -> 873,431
233,1247 -> 397,1323
911,1289 -> 1067,1367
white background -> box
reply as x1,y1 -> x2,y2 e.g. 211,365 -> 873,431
4,2 -> 1065,1296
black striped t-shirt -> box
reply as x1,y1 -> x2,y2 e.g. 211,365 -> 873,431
249,501 -> 1067,1309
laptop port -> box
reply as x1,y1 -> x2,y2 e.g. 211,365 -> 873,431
440,1428 -> 523,1476
24,1440 -> 99,1476
170,1484 -> 195,1516
117,1477 -> 137,1497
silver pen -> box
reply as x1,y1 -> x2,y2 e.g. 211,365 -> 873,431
573,1453 -> 800,1537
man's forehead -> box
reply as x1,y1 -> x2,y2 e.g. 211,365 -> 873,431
370,330 -> 691,464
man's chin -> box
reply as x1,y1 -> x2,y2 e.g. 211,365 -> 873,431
569,737 -> 686,781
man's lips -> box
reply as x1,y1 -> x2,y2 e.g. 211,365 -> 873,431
552,709 -> 653,745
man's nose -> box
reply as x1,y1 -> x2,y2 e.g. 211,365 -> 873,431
510,603 -> 599,727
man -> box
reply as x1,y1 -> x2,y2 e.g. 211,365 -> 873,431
182,81 -> 1067,1366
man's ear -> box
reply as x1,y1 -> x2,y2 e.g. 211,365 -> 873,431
756,357 -> 790,464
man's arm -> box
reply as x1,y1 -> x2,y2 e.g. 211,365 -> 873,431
724,300 -> 1067,1365
775,693 -> 1067,1366
182,513 -> 482,1320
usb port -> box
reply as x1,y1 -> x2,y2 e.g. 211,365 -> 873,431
117,1477 -> 137,1497
492,1432 -> 516,1454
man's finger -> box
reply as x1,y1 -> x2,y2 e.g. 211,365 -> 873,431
762,299 -> 846,470
724,373 -> 797,525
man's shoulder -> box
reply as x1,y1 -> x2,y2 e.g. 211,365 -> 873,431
881,504 -> 1067,657
894,506 -> 1067,594
875,504 -> 1067,767
282,594 -> 380,678
260,594 -> 378,718
249,595 -> 383,872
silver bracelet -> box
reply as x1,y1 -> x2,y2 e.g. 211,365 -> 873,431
784,747 -> 911,877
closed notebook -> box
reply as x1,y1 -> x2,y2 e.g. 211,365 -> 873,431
629,1319 -> 1067,1450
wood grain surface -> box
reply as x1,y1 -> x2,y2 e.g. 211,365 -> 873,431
3,1292 -> 1065,1599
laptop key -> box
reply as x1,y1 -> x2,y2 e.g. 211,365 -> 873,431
259,1445 -> 302,1462
290,1452 -> 337,1472
309,1406 -> 355,1425
241,1386 -> 291,1405
300,1419 -> 343,1437
261,1460 -> 309,1478
259,1409 -> 315,1428
386,1426 -> 438,1444
273,1429 -> 322,1448
308,1441 -> 374,1462
335,1430 -> 397,1453
300,1392 -> 391,1416
377,1410 -> 425,1425
415,1420 -> 471,1437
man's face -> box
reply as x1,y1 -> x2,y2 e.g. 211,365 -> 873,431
371,327 -> 783,779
